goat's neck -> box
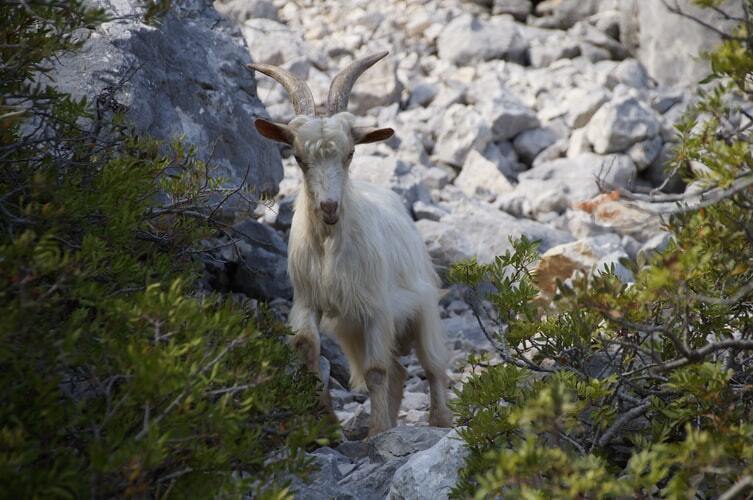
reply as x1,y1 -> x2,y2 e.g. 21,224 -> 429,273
299,179 -> 353,250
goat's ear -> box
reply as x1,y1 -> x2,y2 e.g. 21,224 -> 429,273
353,127 -> 394,145
255,118 -> 295,145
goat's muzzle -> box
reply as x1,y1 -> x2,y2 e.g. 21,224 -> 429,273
320,200 -> 339,225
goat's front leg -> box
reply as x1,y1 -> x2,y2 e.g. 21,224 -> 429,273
363,315 -> 395,436
289,301 -> 333,414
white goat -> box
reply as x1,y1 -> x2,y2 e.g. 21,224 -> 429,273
249,52 -> 451,435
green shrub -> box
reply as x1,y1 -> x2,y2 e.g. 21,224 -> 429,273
449,2 -> 753,498
0,2 -> 334,497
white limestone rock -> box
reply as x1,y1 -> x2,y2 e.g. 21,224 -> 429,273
437,14 -> 528,66
586,97 -> 661,154
454,149 -> 515,201
433,104 -> 492,167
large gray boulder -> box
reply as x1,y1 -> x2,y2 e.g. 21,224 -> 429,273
226,220 -> 292,300
437,14 -> 528,66
469,75 -> 540,142
617,0 -> 739,87
419,200 -> 574,266
369,427 -> 450,463
47,0 -> 282,196
388,429 -> 469,500
515,153 -> 637,206
586,97 -> 661,154
433,104 -> 492,167
289,428 -> 451,500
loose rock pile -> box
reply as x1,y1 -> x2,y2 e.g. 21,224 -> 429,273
213,0 -> 724,497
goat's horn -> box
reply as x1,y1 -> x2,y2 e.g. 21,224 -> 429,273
247,63 -> 316,116
327,51 -> 389,115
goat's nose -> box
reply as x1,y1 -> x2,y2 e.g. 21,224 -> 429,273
320,200 -> 338,215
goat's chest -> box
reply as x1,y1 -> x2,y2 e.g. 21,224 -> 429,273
289,238 -> 378,319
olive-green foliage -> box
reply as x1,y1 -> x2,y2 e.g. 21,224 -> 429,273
449,3 -> 753,498
0,2 -> 334,498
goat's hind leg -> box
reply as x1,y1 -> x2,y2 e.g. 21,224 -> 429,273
388,356 -> 406,427
414,303 -> 452,427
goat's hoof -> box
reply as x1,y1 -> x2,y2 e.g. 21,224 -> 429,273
292,336 -> 318,370
367,423 -> 392,438
429,410 -> 453,428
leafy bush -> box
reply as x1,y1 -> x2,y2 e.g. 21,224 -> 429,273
0,2 -> 334,497
449,2 -> 753,498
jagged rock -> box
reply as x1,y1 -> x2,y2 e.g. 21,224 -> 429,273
529,34 -> 581,68
271,195 -> 295,230
454,150 -> 515,201
562,87 -> 610,129
399,392 -> 429,411
369,427 -> 449,463
514,127 -> 559,164
586,97 -> 661,154
320,336 -> 351,389
350,155 -> 408,186
627,136 -> 663,171
388,429 -> 469,500
339,462 -> 403,500
516,153 -> 637,206
483,142 -> 520,179
567,127 -> 592,157
437,14 -> 527,66
606,59 -> 650,89
569,20 -> 629,60
413,201 -> 449,222
226,219 -> 292,300
645,143 -> 685,193
408,81 -> 440,108
492,0 -> 532,20
651,88 -> 687,114
572,192 -> 663,242
637,231 -> 672,266
416,220 -> 475,269
350,56 -> 403,113
533,0 -> 600,29
434,200 -> 575,264
241,18 -> 310,65
433,104 -> 492,167
535,234 -> 625,295
288,447 -> 357,499
496,179 -> 570,218
422,167 -> 453,191
336,440 -> 371,461
343,405 -> 372,441
442,313 -> 491,350
631,0 -> 741,87
49,1 -> 283,196
470,75 -> 540,141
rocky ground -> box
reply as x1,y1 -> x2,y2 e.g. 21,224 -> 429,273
204,0 -> 733,498
51,0 -> 732,497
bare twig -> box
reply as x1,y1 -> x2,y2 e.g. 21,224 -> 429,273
692,280 -> 753,305
719,475 -> 753,500
597,400 -> 651,447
